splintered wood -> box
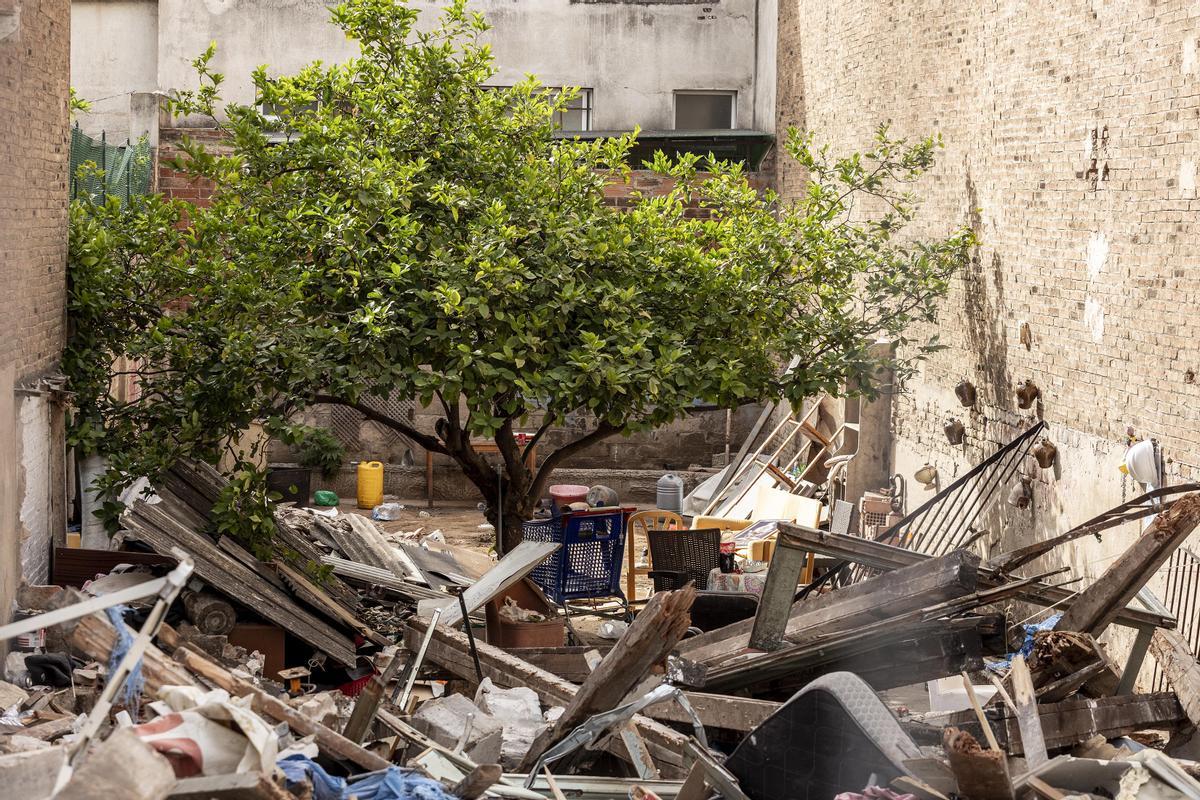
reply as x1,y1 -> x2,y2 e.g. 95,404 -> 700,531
944,727 -> 1013,800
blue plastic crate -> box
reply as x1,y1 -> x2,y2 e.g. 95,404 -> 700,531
523,508 -> 632,605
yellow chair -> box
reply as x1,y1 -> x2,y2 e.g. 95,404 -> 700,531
690,515 -> 753,534
625,510 -> 684,602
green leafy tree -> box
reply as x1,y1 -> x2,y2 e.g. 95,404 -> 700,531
66,0 -> 973,553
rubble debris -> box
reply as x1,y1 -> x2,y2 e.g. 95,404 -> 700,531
410,693 -> 505,764
57,727 -> 176,800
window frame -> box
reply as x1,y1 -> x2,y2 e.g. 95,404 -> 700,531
672,90 -> 737,131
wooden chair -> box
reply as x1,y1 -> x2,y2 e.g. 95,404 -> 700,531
624,509 -> 684,601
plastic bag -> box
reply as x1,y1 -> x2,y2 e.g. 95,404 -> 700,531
372,502 -> 405,521
498,596 -> 546,624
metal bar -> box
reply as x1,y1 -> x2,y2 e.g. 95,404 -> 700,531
934,443 -> 1029,556
879,421 -> 1046,544
458,591 -> 484,682
394,607 -> 443,710
932,446 -> 1023,555
69,553 -> 194,763
0,576 -> 170,641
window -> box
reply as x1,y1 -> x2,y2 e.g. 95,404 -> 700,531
674,91 -> 736,130
549,88 -> 593,132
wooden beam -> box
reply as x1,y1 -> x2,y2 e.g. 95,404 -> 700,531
699,615 -> 997,693
934,693 -> 1185,755
780,525 -> 1174,630
449,764 -> 502,800
1056,493 -> 1200,637
680,547 -> 979,665
403,619 -> 692,777
518,586 -> 696,772
748,526 -> 815,651
1150,628 -> 1200,729
169,773 -> 291,800
123,500 -> 357,665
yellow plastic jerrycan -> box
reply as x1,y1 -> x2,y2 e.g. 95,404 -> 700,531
357,461 -> 384,509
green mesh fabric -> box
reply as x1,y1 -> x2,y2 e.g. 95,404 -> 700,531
70,125 -> 153,205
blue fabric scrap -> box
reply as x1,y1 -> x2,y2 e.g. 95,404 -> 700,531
104,604 -> 145,716
277,754 -> 461,800
986,613 -> 1062,672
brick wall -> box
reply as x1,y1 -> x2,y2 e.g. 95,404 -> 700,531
0,0 -> 70,605
776,0 -> 1200,670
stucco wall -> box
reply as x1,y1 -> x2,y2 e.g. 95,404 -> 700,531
0,0 -> 70,615
777,0 -> 1200,683
73,0 -> 775,138
70,0 -> 157,139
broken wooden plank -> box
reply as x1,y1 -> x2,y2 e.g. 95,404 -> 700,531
273,560 -> 388,646
1150,627 -> 1200,728
641,691 -> 779,734
518,585 -> 696,772
435,540 -> 560,629
780,524 -> 1175,630
122,501 -> 357,665
1056,493 -> 1200,637
64,610 -> 199,692
681,547 -> 979,665
403,618 -> 693,777
1036,660 -> 1108,703
173,646 -> 389,771
450,764 -> 503,800
1010,655 -> 1048,770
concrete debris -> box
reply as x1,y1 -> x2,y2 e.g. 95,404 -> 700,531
56,727 -> 175,800
410,693 -> 505,765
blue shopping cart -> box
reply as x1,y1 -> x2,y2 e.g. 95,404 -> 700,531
522,507 -> 634,640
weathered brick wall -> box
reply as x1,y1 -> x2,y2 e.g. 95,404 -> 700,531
0,0 -> 70,600
777,0 -> 1200,671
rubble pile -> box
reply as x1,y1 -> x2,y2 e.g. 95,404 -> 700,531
3,450 -> 1200,800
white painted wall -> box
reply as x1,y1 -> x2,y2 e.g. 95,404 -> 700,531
72,0 -> 775,138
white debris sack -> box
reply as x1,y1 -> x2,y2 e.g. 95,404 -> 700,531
132,686 -> 278,777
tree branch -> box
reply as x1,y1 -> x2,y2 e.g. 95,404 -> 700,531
529,420 -> 624,501
312,394 -> 448,455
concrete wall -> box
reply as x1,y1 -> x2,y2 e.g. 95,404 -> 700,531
0,0 -> 71,612
73,0 -> 775,138
70,0 -> 157,139
777,0 -> 1200,682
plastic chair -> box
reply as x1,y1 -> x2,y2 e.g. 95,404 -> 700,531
647,528 -> 759,632
646,528 -> 722,591
624,509 -> 684,601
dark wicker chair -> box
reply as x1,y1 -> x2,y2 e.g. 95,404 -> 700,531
647,527 -> 758,632
647,528 -> 722,591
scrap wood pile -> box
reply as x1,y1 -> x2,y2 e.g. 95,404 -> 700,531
4,459 -> 1200,799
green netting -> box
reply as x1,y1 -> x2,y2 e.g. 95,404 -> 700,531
70,125 -> 153,205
